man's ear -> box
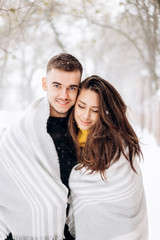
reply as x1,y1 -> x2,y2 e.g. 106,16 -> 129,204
42,77 -> 47,91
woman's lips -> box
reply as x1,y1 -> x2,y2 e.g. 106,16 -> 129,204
80,120 -> 91,125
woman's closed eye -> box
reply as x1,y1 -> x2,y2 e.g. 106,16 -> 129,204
78,104 -> 85,109
92,109 -> 98,113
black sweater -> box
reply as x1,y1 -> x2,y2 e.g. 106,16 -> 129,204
47,116 -> 77,189
47,116 -> 77,240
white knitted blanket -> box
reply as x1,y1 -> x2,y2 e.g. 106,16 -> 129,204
68,155 -> 148,240
0,97 -> 68,240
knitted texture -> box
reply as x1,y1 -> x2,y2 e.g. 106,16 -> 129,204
0,97 -> 68,240
67,154 -> 148,240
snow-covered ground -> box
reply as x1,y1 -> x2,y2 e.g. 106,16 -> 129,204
0,111 -> 159,239
137,128 -> 160,240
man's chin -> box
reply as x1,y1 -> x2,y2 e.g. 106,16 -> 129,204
50,107 -> 69,117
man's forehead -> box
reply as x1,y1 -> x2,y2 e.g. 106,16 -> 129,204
47,69 -> 81,86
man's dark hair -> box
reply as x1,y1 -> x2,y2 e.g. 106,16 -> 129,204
47,53 -> 83,75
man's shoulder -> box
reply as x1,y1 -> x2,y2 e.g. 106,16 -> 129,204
26,96 -> 47,110
0,97 -> 48,140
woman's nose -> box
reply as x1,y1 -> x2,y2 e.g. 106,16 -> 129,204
83,110 -> 90,119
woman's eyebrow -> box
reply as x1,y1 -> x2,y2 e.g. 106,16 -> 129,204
78,100 -> 86,105
78,100 -> 99,108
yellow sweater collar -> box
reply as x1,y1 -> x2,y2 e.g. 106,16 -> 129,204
77,127 -> 89,147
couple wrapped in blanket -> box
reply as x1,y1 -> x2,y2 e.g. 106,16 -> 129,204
0,54 -> 148,240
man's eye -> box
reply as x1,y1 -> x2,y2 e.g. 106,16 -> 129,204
69,86 -> 77,91
53,85 -> 60,88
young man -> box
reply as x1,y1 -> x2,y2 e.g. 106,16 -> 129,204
42,54 -> 82,118
0,53 -> 82,240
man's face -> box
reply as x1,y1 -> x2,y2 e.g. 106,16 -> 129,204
42,69 -> 81,117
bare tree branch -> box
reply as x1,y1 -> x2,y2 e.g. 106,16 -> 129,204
49,20 -> 66,52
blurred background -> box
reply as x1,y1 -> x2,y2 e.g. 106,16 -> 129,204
0,0 -> 160,239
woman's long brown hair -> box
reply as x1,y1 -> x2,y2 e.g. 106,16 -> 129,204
68,75 -> 142,179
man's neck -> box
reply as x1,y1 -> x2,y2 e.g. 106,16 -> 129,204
50,110 -> 67,118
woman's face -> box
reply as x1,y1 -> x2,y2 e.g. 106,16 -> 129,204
74,89 -> 99,130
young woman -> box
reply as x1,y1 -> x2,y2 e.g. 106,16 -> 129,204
67,75 -> 148,240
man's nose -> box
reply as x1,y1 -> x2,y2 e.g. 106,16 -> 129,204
60,88 -> 69,99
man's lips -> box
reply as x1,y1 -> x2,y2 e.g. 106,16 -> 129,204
56,100 -> 69,105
